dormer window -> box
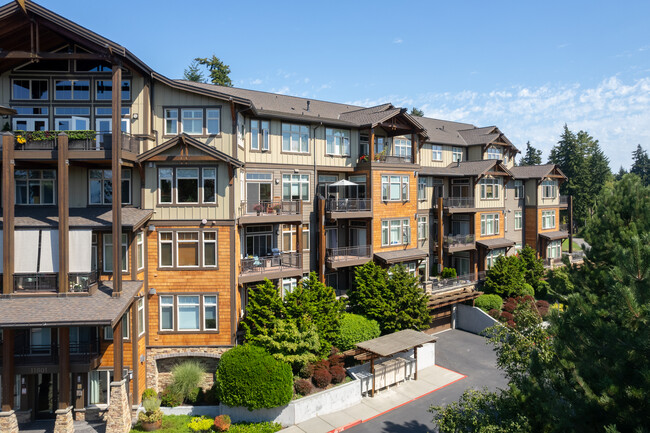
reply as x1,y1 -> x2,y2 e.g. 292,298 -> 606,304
486,147 -> 502,160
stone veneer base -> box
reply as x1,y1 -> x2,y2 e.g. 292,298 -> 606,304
105,380 -> 131,433
54,406 -> 74,433
0,410 -> 19,433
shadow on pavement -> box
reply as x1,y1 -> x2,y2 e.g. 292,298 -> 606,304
380,419 -> 431,433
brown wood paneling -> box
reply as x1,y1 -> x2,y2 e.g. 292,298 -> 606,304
525,206 -> 538,251
475,210 -> 505,241
372,170 -> 418,254
426,305 -> 452,334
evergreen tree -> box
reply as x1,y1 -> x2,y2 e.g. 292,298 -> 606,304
253,319 -> 320,372
518,245 -> 545,289
385,265 -> 430,333
182,60 -> 205,82
615,165 -> 627,181
195,55 -> 233,87
518,141 -> 542,166
240,279 -> 286,341
631,144 -> 650,185
348,262 -> 392,329
483,255 -> 527,297
410,107 -> 425,117
584,139 -> 612,218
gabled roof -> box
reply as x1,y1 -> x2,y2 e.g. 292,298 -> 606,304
509,164 -> 567,180
420,159 -> 513,178
137,134 -> 243,167
458,126 -> 514,149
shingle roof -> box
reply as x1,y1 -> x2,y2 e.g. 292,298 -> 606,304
476,238 -> 516,249
374,248 -> 428,265
420,159 -> 499,177
1,207 -> 153,230
415,117 -> 475,146
0,281 -> 142,327
509,164 -> 557,179
356,329 -> 437,357
539,231 -> 569,241
137,133 -> 243,167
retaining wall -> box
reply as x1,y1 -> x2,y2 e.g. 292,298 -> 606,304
456,303 -> 500,335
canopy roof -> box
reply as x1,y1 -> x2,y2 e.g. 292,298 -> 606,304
539,231 -> 569,241
355,329 -> 437,357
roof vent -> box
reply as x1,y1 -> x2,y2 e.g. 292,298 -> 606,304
306,100 -> 311,111
456,160 -> 461,167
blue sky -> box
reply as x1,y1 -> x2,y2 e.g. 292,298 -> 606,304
37,0 -> 650,170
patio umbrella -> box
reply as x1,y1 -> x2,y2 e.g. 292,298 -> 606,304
327,179 -> 359,195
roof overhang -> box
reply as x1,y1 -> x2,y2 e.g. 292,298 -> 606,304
477,238 -> 515,250
0,104 -> 17,115
137,133 -> 243,167
539,231 -> 569,241
374,248 -> 428,265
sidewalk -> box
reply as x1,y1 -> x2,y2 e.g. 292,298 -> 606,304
282,365 -> 466,433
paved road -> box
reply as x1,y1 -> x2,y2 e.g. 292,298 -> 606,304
346,329 -> 507,433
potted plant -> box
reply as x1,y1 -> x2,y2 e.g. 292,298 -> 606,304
138,396 -> 163,431
253,204 -> 263,215
273,204 -> 282,214
359,154 -> 369,163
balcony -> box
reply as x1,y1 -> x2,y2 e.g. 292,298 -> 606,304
560,195 -> 569,207
12,131 -> 139,156
69,271 -> 99,293
559,223 -> 569,232
544,257 -> 563,268
439,197 -> 476,212
326,245 -> 372,269
239,252 -> 302,283
425,271 -> 487,294
12,339 -> 100,367
239,200 -> 302,224
14,273 -> 58,293
325,198 -> 372,219
443,234 -> 476,252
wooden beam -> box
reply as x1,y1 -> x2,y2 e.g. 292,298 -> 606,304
568,195 -> 573,253
2,134 -> 15,294
369,128 -> 375,162
0,50 -> 110,60
437,197 -> 444,273
131,298 -> 140,404
411,133 -> 417,165
113,319 -> 124,381
318,196 -> 326,283
414,346 -> 418,380
59,327 -> 71,409
58,133 -> 69,293
111,62 -> 123,294
370,357 -> 375,398
1,329 -> 15,411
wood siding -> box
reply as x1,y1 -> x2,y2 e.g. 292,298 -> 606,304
475,210 -> 505,241
525,207 -> 538,250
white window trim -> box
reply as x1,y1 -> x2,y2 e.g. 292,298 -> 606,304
381,218 -> 411,246
164,109 -> 178,135
282,174 -> 310,202
325,128 -> 351,156
176,295 -> 201,331
514,211 -> 522,231
203,295 -> 218,331
452,147 -> 463,162
137,298 -> 145,337
136,231 -> 145,270
176,232 -> 200,268
206,108 -> 221,135
181,109 -> 203,135
480,213 -> 500,236
432,144 -> 442,161
159,295 -> 174,331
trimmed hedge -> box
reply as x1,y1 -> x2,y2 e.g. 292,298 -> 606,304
294,379 -> 313,396
474,294 -> 503,312
333,313 -> 381,351
216,345 -> 292,410
312,368 -> 332,388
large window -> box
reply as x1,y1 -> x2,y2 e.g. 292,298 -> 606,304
418,177 -> 427,200
479,177 -> 501,199
245,173 -> 272,212
486,147 -> 502,160
381,175 -> 409,201
393,138 -> 412,160
282,123 -> 309,153
541,180 -> 557,199
206,109 -> 220,135
182,109 -> 203,135
381,219 -> 411,246
103,233 -> 128,273
164,109 -> 178,135
158,295 -> 218,332
432,144 -> 442,161
326,128 -> 350,156
158,167 -> 217,205
282,174 -> 309,201
486,248 -> 505,269
55,80 -> 89,100
137,232 -> 145,270
514,180 -> 524,199
281,224 -> 310,252
15,169 -> 55,205
418,216 -> 428,241
158,231 -> 217,268
546,240 -> 561,259
177,168 -> 199,203
12,79 -> 48,100
202,168 -> 216,203
89,370 -> 113,405
250,119 -> 270,151
542,210 -> 556,229
164,108 -> 220,135
452,147 -> 463,162
89,168 -> 131,205
95,80 -> 130,101
480,213 -> 500,236
514,211 -> 522,230
245,225 -> 273,257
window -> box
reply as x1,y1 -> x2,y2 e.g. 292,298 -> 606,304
282,278 -> 297,297
102,313 -> 129,340
541,180 -> 557,199
13,106 -> 48,115
245,225 -> 273,257
282,174 -> 309,201
95,80 -> 130,101
159,168 -> 173,204
546,240 -> 562,259
418,216 -> 428,241
281,224 -> 310,252
381,175 -> 409,201
486,147 -> 502,160
92,234 -> 98,271
182,109 -> 203,135
480,213 -> 500,236
160,296 -> 174,331
452,147 -> 463,162
250,120 -> 270,151
136,232 -> 145,270
159,232 -> 173,267
54,80 -> 89,100
480,177 -> 501,199
89,370 -> 113,405
393,138 -> 412,160
177,232 -> 199,267
158,167 -> 216,204
12,79 -> 48,100
381,219 -> 410,246
245,173 -> 272,212
158,231 -> 217,268
54,107 -> 91,116
514,211 -> 522,230
486,248 -> 506,269
202,168 -> 216,203
15,169 -> 55,205
137,298 -> 145,337
542,210 -> 556,229
432,144 -> 442,161
206,108 -> 220,134
514,180 -> 524,199
89,169 -> 131,205
103,233 -> 128,273
326,128 -> 350,156
282,123 -> 309,153
203,232 -> 217,267
178,296 -> 200,331
176,168 -> 198,203
204,296 -> 218,330
418,177 -> 427,200
164,109 -> 178,135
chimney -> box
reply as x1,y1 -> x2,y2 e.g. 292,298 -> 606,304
306,100 -> 311,111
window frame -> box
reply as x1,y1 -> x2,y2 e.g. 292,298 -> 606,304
157,230 -> 218,270
11,78 -> 49,101
282,173 -> 310,202
381,175 -> 410,202
541,180 -> 557,199
137,298 -> 145,337
136,231 -> 145,271
88,168 -> 131,205
159,295 -> 174,331
480,213 -> 500,236
452,147 -> 463,162
381,218 -> 411,246
206,108 -> 221,135
15,169 -> 56,205
177,295 -> 201,331
486,147 -> 502,160
54,79 -> 90,101
158,294 -> 219,333
325,128 -> 351,156
546,240 -> 562,259
514,180 -> 524,199
417,216 -> 428,241
514,211 -> 522,230
479,177 -> 501,200
431,144 -> 442,161
164,108 -> 178,135
158,167 -> 218,205
102,233 -> 129,273
95,79 -> 131,101
281,123 -> 310,153
542,210 -> 556,229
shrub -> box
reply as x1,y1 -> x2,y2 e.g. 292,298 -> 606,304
188,416 -> 214,433
141,388 -> 158,401
312,368 -> 332,388
330,365 -> 346,384
204,383 -> 219,405
298,363 -> 314,379
503,299 -> 517,313
160,387 -> 183,407
333,313 -> 381,351
170,361 -> 204,403
214,415 -> 231,432
185,387 -> 202,405
312,359 -> 330,372
521,283 -> 535,297
474,294 -> 503,312
294,379 -> 313,396
228,422 -> 283,433
488,309 -> 500,319
138,397 -> 163,424
536,300 -> 550,317
440,267 -> 457,279
252,319 -> 320,373
216,344 -> 292,410
142,397 -> 161,413
328,352 -> 344,368
500,311 -> 514,322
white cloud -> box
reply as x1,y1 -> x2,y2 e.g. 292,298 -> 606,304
250,78 -> 262,85
393,38 -> 403,44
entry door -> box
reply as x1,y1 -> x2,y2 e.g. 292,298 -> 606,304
35,373 -> 58,419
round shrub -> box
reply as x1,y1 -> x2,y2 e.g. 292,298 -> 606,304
160,388 -> 183,407
141,388 -> 158,401
536,299 -> 550,317
333,313 -> 381,352
170,361 -> 204,403
213,415 -> 231,432
440,267 -> 457,279
294,379 -> 313,396
313,359 -> 330,372
521,283 -> 535,297
503,299 -> 517,313
500,311 -> 514,322
216,344 -> 292,410
312,368 -> 332,388
298,363 -> 314,379
474,294 -> 503,312
488,309 -> 500,319
330,365 -> 346,384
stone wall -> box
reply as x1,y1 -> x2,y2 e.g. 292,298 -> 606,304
106,380 -> 132,433
0,410 -> 18,433
145,347 -> 228,392
54,407 -> 74,433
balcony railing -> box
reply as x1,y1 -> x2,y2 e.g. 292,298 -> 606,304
326,245 -> 372,262
563,251 -> 585,262
13,131 -> 138,152
69,271 -> 98,293
374,153 -> 413,164
442,197 -> 475,208
240,252 -> 301,276
544,257 -> 563,267
14,273 -> 58,293
559,223 -> 569,232
428,271 -> 487,292
13,339 -> 100,365
241,200 -> 301,216
560,195 -> 569,205
443,234 -> 475,248
326,198 -> 372,212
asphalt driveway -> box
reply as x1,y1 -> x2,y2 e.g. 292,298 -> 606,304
346,329 -> 507,433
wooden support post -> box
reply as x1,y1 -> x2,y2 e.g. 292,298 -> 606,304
296,223 -> 303,269
113,319 -> 124,381
370,357 -> 375,398
58,133 -> 69,293
2,133 -> 14,294
411,133 -> 417,165
437,197 -> 444,273
58,327 -> 71,409
369,128 -> 375,162
318,197 -> 326,283
1,329 -> 15,411
414,346 -> 418,380
568,195 -> 573,254
111,62 -> 123,294
131,299 -> 140,404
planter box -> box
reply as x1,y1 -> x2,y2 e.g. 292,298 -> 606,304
160,406 -> 220,417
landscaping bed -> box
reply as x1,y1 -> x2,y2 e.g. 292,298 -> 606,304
130,415 -> 281,433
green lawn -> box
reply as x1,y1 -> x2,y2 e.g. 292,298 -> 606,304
130,415 -> 282,433
562,239 -> 582,252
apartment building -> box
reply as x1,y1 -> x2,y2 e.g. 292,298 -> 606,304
0,2 -> 571,431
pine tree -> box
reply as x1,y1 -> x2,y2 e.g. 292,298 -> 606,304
483,255 -> 527,297
410,107 -> 425,117
240,279 -> 286,341
348,262 -> 391,328
253,319 -> 321,372
518,245 -> 545,289
195,55 -> 233,87
386,265 -> 430,332
631,144 -> 650,185
584,138 -> 611,218
182,60 -> 205,82
518,141 -> 542,166
615,165 -> 627,181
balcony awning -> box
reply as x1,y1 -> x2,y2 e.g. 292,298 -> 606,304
539,231 -> 569,241
1,207 -> 153,231
0,105 -> 17,115
374,248 -> 428,265
476,238 -> 515,250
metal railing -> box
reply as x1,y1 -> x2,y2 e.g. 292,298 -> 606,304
559,223 -> 569,232
241,200 -> 301,216
69,271 -> 98,293
443,234 -> 475,248
240,252 -> 301,275
14,340 -> 100,365
14,273 -> 58,292
120,131 -> 139,153
442,197 -> 475,208
326,245 -> 371,262
374,154 -> 413,164
326,198 -> 372,212
428,271 -> 487,292
560,195 -> 569,205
